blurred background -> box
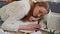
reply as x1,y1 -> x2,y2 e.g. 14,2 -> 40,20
0,0 -> 60,2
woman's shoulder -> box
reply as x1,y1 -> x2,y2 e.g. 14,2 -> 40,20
7,1 -> 23,6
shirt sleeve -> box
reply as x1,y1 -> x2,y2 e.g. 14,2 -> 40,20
1,1 -> 30,32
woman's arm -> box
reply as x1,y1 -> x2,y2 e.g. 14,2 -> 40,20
1,1 -> 30,32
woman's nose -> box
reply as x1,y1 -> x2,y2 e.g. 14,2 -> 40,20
37,14 -> 42,17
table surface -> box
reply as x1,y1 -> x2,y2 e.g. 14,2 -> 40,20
14,31 -> 47,34
4,29 -> 48,34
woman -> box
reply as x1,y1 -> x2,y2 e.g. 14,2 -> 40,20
0,0 -> 49,34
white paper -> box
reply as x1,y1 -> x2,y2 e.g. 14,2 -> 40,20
0,29 -> 4,34
31,31 -> 42,34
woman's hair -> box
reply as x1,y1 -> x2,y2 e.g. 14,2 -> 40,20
15,0 -> 20,1
27,2 -> 50,16
21,2 -> 50,20
35,2 -> 50,12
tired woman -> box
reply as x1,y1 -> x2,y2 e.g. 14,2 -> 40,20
0,0 -> 49,34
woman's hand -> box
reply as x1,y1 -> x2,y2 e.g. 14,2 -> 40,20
18,24 -> 41,31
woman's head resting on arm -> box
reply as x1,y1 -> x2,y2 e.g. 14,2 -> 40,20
21,2 -> 50,22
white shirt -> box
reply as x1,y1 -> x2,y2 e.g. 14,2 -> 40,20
0,0 -> 31,32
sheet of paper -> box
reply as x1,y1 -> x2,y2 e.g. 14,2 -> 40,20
31,31 -> 42,34
0,29 -> 4,34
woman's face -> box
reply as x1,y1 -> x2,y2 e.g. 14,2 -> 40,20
28,5 -> 48,22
